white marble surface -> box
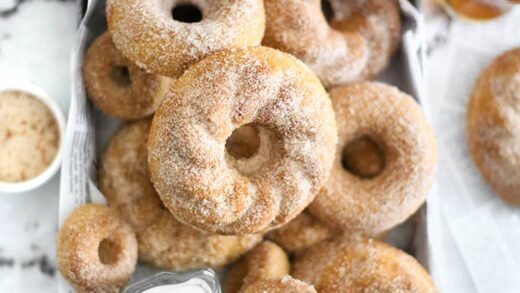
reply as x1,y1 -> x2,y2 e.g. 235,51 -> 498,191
0,0 -> 77,292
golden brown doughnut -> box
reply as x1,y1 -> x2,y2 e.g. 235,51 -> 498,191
263,0 -> 401,88
266,211 -> 332,255
99,119 -> 261,271
240,276 -> 317,293
467,48 -> 520,206
135,209 -> 261,271
82,32 -> 172,120
292,237 -> 439,293
148,46 -> 337,235
309,82 -> 437,236
328,0 -> 401,80
106,0 -> 265,77
56,204 -> 137,293
224,241 -> 290,293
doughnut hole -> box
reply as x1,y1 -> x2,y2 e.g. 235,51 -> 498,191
225,124 -> 275,176
110,66 -> 132,87
226,124 -> 261,159
321,0 -> 334,22
98,238 -> 120,265
341,136 -> 386,179
172,3 -> 203,23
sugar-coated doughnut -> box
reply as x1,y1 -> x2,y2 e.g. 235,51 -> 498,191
148,46 -> 337,235
309,82 -> 437,236
106,0 -> 265,77
266,211 -> 332,255
293,237 -> 439,293
82,32 -> 172,120
328,0 -> 401,80
136,210 -> 260,271
467,48 -> 520,206
266,211 -> 387,255
56,204 -> 137,293
240,276 -> 317,293
99,119 -> 261,271
224,241 -> 290,293
263,0 -> 401,88
99,119 -> 163,231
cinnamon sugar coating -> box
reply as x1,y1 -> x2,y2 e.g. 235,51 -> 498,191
263,0 -> 401,88
240,276 -> 317,293
467,48 -> 520,206
148,46 -> 337,235
56,204 -> 137,293
106,0 -> 265,77
266,211 -> 332,255
99,119 -> 261,271
292,237 -> 438,293
328,0 -> 401,80
309,82 -> 437,236
224,241 -> 290,293
82,32 -> 172,120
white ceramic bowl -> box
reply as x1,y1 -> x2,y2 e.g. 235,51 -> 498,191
0,79 -> 66,193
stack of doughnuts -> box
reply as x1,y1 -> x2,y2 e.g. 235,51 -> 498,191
57,0 -> 439,292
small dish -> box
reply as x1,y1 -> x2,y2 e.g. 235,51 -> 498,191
0,79 -> 66,193
124,269 -> 221,293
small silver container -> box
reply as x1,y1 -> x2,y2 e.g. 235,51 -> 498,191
124,269 -> 221,293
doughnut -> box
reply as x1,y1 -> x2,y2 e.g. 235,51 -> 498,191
135,210 -> 261,270
99,119 -> 163,231
266,211 -> 332,255
327,0 -> 401,80
148,46 -> 337,235
467,48 -> 520,206
82,32 -> 172,120
309,82 -> 437,236
56,204 -> 137,293
266,211 -> 387,254
106,0 -> 265,77
240,276 -> 317,293
263,0 -> 401,88
99,119 -> 261,271
224,241 -> 290,293
292,237 -> 439,293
